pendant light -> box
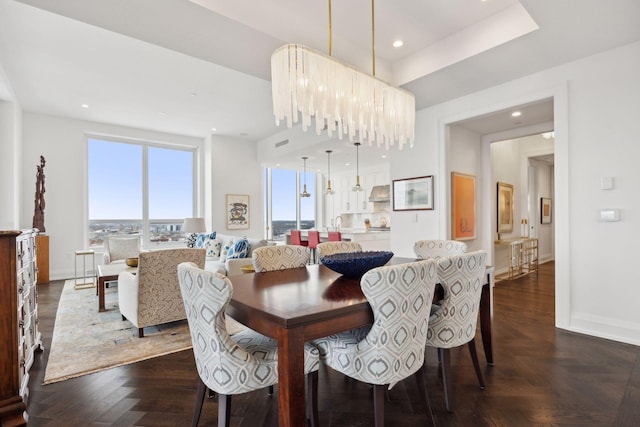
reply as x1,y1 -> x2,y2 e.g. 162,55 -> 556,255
352,142 -> 363,192
325,150 -> 335,195
300,156 -> 311,198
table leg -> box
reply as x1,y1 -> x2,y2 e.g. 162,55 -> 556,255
275,327 -> 306,427
479,277 -> 494,365
98,276 -> 106,312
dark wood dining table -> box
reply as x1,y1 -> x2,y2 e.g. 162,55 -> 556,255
226,257 -> 494,427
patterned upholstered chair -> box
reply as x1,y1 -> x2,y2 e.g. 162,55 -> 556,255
118,248 -> 205,338
252,245 -> 311,272
177,262 -> 320,427
414,239 -> 467,260
316,241 -> 363,259
426,251 -> 487,412
313,260 -> 438,427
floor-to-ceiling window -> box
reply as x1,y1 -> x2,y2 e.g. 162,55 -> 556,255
87,137 -> 197,247
265,167 -> 316,241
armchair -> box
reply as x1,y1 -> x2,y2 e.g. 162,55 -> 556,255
118,248 -> 205,337
103,235 -> 141,265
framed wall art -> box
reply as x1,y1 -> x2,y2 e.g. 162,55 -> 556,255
497,182 -> 514,233
392,175 -> 434,211
451,172 -> 476,240
541,197 -> 552,224
226,194 -> 249,229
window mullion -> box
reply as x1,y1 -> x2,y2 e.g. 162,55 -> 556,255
142,145 -> 149,247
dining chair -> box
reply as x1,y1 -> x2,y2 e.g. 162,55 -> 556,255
327,231 -> 342,241
313,259 -> 438,427
307,230 -> 321,264
252,245 -> 311,272
426,250 -> 487,412
316,241 -> 362,259
414,239 -> 467,260
290,229 -> 309,248
177,262 -> 320,427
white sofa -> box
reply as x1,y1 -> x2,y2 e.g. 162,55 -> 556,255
201,232 -> 271,276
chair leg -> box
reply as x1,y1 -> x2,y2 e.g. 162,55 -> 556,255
218,394 -> 232,427
373,384 -> 386,427
138,328 -> 144,338
192,377 -> 207,427
439,347 -> 454,412
467,338 -> 485,389
414,364 -> 436,427
268,385 -> 274,396
306,371 -> 319,427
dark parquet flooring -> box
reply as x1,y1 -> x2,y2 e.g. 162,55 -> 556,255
26,262 -> 640,426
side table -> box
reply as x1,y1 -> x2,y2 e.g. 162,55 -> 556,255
75,249 -> 95,290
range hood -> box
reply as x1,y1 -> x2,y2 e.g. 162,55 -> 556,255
369,185 -> 390,202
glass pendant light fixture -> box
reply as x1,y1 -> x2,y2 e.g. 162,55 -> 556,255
325,150 -> 335,195
300,156 -> 311,198
270,0 -> 415,149
352,142 -> 363,192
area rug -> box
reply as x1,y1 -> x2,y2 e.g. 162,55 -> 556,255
43,280 -> 193,385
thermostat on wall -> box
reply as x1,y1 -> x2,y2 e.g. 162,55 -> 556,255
599,208 -> 620,222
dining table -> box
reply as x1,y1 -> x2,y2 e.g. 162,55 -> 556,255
226,257 -> 494,427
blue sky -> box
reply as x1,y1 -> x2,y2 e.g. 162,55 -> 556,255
271,168 -> 315,221
88,139 -> 193,220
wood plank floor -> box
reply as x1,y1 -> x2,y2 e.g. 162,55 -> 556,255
26,262 -> 640,426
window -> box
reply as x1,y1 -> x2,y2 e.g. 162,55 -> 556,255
265,167 -> 316,241
88,137 -> 196,247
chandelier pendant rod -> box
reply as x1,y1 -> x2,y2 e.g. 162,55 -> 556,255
328,0 -> 332,56
371,0 -> 375,76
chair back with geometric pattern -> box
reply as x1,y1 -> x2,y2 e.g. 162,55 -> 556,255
414,239 -> 467,260
177,262 -> 279,395
321,259 -> 438,387
316,241 -> 362,259
426,251 -> 487,349
252,245 -> 311,272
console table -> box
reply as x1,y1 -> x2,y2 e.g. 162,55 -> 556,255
494,237 -> 538,280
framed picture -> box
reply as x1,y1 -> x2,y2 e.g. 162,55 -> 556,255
497,182 -> 514,233
451,172 -> 476,240
541,197 -> 552,224
226,194 -> 249,229
392,175 -> 434,211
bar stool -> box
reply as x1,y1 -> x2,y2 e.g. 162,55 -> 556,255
328,231 -> 342,242
74,249 -> 95,290
307,230 -> 321,263
290,230 -> 308,248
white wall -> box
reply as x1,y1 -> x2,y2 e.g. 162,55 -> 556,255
210,135 -> 263,239
21,112 -> 205,280
0,100 -> 21,229
391,40 -> 640,346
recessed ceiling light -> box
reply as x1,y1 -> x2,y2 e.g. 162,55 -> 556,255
81,104 -> 89,108
276,163 -> 281,167
211,127 -> 217,132
381,155 -> 387,159
511,111 -> 522,117
393,40 -> 403,48
345,162 -> 351,166
191,92 -> 197,97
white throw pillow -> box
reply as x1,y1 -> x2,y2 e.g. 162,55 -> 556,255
204,238 -> 222,258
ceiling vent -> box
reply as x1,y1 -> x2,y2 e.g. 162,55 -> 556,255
275,139 -> 289,148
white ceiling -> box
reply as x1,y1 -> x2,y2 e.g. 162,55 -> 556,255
0,0 -> 639,173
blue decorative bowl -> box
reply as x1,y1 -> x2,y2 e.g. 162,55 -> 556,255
321,251 -> 394,278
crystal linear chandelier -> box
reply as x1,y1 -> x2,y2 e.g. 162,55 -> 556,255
271,0 -> 415,150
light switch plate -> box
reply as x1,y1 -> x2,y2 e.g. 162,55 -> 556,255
599,209 -> 620,221
601,176 -> 614,190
